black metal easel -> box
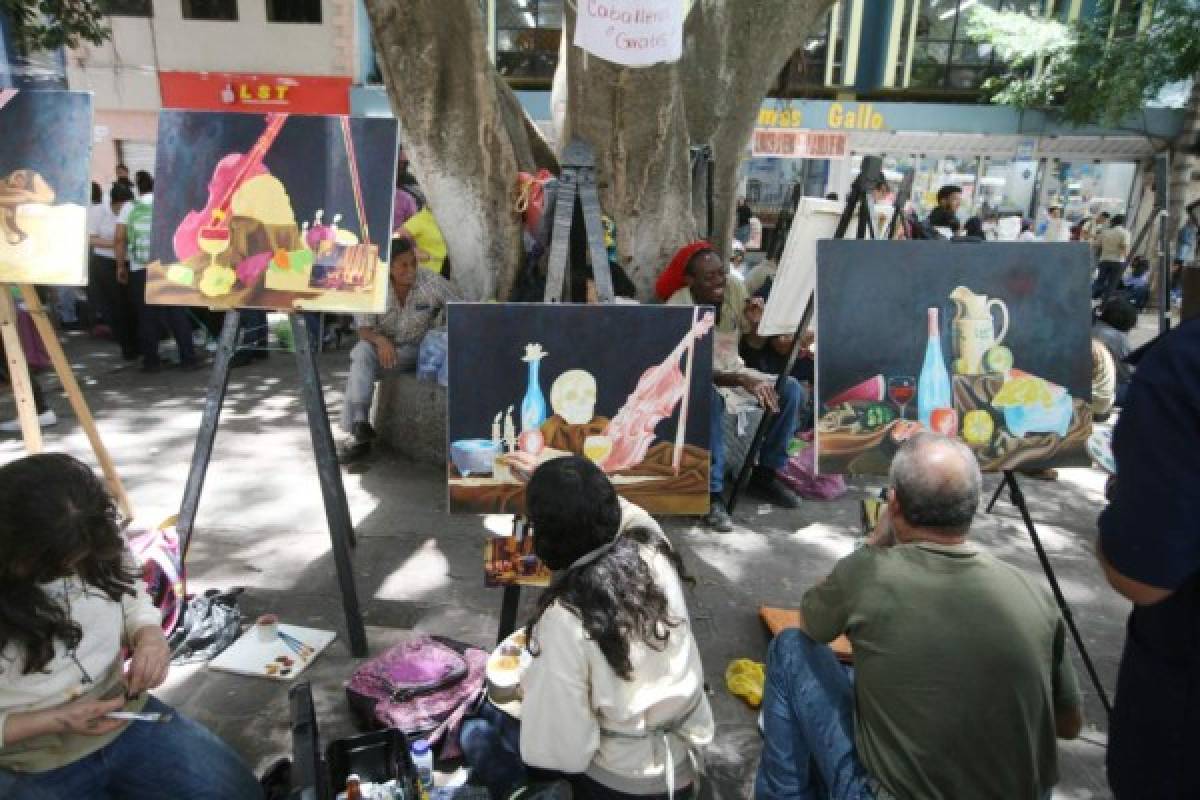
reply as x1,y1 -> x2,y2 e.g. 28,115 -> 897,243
986,470 -> 1114,715
495,139 -> 614,644
726,156 -> 884,513
177,309 -> 367,657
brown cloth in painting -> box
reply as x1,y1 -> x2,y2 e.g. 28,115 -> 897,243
953,375 -> 1090,471
540,415 -> 611,455
448,441 -> 710,515
817,373 -> 1090,473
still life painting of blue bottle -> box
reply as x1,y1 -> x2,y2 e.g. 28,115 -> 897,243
520,343 -> 548,432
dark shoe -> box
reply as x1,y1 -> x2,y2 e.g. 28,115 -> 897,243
748,467 -> 801,509
180,359 -> 205,372
352,421 -> 376,443
121,350 -> 139,361
703,495 -> 734,533
337,438 -> 372,465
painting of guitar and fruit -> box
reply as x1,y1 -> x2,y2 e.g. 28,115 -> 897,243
447,304 -> 714,515
146,110 -> 399,313
816,240 -> 1093,474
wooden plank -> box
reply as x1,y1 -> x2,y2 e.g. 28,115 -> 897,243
17,284 -> 132,520
0,285 -> 42,453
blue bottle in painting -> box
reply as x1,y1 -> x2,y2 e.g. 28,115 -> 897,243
520,344 -> 548,432
917,307 -> 953,428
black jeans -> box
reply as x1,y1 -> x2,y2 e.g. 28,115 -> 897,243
92,254 -> 139,358
128,270 -> 196,367
1093,260 -> 1126,300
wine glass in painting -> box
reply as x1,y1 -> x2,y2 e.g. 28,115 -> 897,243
583,434 -> 613,465
198,226 -> 231,272
888,376 -> 916,420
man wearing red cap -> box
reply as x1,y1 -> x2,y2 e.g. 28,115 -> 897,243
666,245 -> 803,531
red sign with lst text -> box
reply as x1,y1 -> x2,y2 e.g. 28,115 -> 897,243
159,71 -> 351,115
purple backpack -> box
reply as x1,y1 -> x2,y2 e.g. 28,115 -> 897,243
346,636 -> 486,753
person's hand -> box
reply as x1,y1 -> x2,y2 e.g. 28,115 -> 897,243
866,506 -> 897,549
742,376 -> 779,412
116,265 -> 129,285
125,626 -> 171,696
744,296 -> 766,331
46,695 -> 128,737
374,337 -> 398,370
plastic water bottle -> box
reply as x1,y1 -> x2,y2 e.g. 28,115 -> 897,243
410,739 -> 434,796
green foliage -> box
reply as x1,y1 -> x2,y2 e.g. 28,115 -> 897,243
0,0 -> 110,53
966,0 -> 1200,126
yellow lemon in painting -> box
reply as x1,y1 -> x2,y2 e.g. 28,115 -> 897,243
198,265 -> 237,298
983,345 -> 1014,374
962,410 -> 995,446
993,376 -> 1054,408
953,358 -> 970,375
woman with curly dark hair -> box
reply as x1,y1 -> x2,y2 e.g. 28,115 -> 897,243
461,457 -> 713,799
0,454 -> 261,799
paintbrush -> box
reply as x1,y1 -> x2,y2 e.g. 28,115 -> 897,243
278,630 -> 314,658
105,711 -> 174,723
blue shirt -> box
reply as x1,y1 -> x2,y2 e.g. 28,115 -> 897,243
1098,317 -> 1200,796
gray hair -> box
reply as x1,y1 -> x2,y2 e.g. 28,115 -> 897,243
889,433 -> 982,535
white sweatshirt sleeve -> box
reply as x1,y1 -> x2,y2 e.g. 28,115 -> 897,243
120,558 -> 164,645
519,605 -> 600,774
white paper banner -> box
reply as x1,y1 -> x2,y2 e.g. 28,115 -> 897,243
573,0 -> 684,67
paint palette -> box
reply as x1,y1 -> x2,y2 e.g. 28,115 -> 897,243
209,623 -> 336,681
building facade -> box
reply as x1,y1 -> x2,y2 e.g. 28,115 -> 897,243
62,0 -> 365,185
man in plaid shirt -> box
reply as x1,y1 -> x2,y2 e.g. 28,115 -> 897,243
339,237 -> 460,463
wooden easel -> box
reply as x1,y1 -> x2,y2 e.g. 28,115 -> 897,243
0,283 -> 133,520
176,309 -> 367,657
495,139 -> 614,644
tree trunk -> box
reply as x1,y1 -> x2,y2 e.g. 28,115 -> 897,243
369,0 -> 833,300
363,0 -> 545,300
682,1 -> 835,262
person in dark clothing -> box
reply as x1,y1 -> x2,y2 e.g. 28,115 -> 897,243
90,183 -> 139,360
735,197 -> 753,245
960,216 -> 986,240
1098,318 -> 1200,798
927,185 -> 962,236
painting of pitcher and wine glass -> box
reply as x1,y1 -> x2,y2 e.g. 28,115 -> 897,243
446,303 -> 714,515
815,240 -> 1093,474
145,110 -> 398,313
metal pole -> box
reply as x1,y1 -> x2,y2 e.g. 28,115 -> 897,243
1005,471 -> 1113,716
291,313 -> 368,657
177,310 -> 240,555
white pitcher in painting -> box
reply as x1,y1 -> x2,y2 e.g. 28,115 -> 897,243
949,286 -> 1009,375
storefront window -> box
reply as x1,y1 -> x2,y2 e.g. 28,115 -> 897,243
104,0 -> 151,15
495,0 -> 562,82
266,0 -> 321,23
181,0 -> 237,21
904,0 -> 1040,91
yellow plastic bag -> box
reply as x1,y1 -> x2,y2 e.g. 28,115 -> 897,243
725,658 -> 766,709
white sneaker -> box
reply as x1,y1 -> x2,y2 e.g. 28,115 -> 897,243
0,410 -> 57,433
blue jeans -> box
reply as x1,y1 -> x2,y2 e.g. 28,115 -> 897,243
461,701 -> 528,800
710,377 -> 804,494
755,630 -> 877,800
0,696 -> 261,800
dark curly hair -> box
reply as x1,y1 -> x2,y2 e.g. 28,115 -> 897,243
0,454 -> 137,674
523,457 -> 689,680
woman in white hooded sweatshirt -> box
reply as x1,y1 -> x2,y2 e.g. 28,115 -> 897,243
461,457 -> 713,799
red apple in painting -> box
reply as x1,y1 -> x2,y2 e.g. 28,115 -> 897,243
930,408 -> 959,436
518,429 -> 545,455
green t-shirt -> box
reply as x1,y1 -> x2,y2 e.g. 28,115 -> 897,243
125,194 -> 154,271
802,542 -> 1081,800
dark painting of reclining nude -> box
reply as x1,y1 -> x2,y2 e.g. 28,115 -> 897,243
0,90 -> 92,286
816,240 -> 1092,475
447,303 -> 714,515
146,110 -> 398,313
